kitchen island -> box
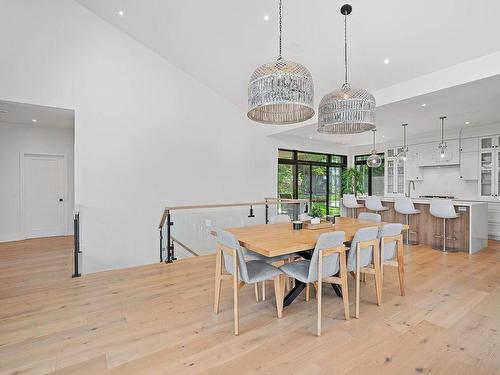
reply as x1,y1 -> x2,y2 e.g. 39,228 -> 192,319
348,197 -> 488,253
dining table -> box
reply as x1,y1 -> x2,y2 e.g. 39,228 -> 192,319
213,217 -> 409,307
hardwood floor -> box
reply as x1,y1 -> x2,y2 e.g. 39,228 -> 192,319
0,237 -> 499,374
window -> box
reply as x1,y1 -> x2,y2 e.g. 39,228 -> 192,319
354,154 -> 385,196
278,150 -> 347,216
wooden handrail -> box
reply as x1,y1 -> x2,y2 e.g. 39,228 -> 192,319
159,198 -> 308,228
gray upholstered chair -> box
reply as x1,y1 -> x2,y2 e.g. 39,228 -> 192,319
364,196 -> 389,214
377,223 -> 405,296
346,226 -> 381,318
429,198 -> 459,252
343,194 -> 364,218
214,230 -> 285,335
279,231 -> 349,336
394,197 -> 420,245
269,214 -> 292,224
358,212 -> 381,223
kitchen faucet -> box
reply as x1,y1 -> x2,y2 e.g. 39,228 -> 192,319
406,180 -> 415,197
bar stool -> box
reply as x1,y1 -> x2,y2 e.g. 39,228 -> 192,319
342,194 -> 363,218
429,199 -> 459,252
394,197 -> 420,245
364,196 -> 389,215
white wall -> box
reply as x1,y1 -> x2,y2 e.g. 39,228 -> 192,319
0,0 -> 277,273
0,122 -> 75,241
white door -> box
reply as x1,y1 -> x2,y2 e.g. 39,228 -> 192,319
22,154 -> 66,238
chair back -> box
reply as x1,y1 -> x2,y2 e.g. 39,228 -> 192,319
269,214 -> 292,224
347,226 -> 379,271
429,199 -> 457,219
378,223 -> 403,260
365,196 -> 384,211
342,194 -> 358,209
298,213 -> 312,221
307,231 -> 345,282
216,230 -> 249,283
394,197 -> 416,214
358,212 -> 381,222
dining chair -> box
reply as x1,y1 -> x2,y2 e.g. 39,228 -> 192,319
279,231 -> 349,336
346,226 -> 381,318
214,230 -> 285,335
378,223 -> 405,296
269,214 -> 292,224
358,212 -> 381,222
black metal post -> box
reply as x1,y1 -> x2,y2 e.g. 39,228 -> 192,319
166,211 -> 173,263
72,213 -> 81,278
265,201 -> 269,224
159,227 -> 163,262
248,205 -> 255,218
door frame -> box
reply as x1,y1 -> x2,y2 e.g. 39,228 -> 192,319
19,152 -> 68,239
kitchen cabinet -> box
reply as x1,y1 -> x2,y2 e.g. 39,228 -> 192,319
460,137 -> 478,152
385,147 -> 405,196
460,152 -> 479,180
479,150 -> 499,197
417,140 -> 460,166
405,149 -> 423,181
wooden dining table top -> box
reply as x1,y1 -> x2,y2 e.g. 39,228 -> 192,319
212,217 -> 409,258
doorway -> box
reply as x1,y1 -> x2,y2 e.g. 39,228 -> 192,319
22,153 -> 66,238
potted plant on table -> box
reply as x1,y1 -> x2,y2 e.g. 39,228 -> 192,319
309,205 -> 324,225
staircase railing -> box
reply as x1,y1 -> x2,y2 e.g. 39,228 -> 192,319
158,198 -> 308,263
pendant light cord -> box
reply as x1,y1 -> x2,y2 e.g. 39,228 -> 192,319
344,11 -> 348,85
440,116 -> 446,143
372,129 -> 376,150
278,0 -> 283,60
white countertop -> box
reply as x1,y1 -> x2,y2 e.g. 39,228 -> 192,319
357,197 -> 488,207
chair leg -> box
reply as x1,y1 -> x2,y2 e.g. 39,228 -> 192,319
443,218 -> 446,252
262,280 -> 266,301
273,275 -> 284,318
339,251 -> 350,320
317,253 -> 323,337
372,243 -> 382,306
232,253 -> 239,335
214,247 -> 222,314
397,239 -> 406,296
355,244 -> 361,319
254,283 -> 259,302
380,240 -> 384,285
305,283 -> 310,302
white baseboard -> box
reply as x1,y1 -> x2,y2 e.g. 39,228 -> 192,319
0,234 -> 23,243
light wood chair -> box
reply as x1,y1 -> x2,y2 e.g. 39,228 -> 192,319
214,230 -> 285,335
346,226 -> 382,318
378,223 -> 405,296
279,231 -> 349,336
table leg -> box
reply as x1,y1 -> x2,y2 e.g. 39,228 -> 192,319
284,281 -> 306,307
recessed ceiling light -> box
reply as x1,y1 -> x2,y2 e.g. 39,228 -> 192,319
118,10 -> 125,16
308,136 -> 313,140
383,58 -> 390,64
465,121 -> 470,125
421,103 -> 426,107
32,119 -> 37,123
264,14 -> 269,21
381,135 -> 385,138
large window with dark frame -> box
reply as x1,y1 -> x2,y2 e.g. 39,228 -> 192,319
278,149 -> 347,217
354,154 -> 385,196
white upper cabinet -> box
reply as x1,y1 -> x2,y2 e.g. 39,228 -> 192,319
405,148 -> 423,181
385,147 -> 405,196
460,137 -> 478,152
480,136 -> 500,150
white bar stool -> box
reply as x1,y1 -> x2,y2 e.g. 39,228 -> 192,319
342,194 -> 363,218
394,197 -> 421,245
429,199 -> 459,252
364,196 -> 389,216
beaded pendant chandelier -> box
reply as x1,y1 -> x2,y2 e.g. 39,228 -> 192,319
318,4 -> 376,134
396,123 -> 409,163
247,0 -> 314,124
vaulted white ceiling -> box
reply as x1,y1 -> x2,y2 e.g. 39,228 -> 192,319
0,100 -> 74,128
76,0 -> 500,145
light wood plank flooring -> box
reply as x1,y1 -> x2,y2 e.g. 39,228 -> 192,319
0,237 -> 499,374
